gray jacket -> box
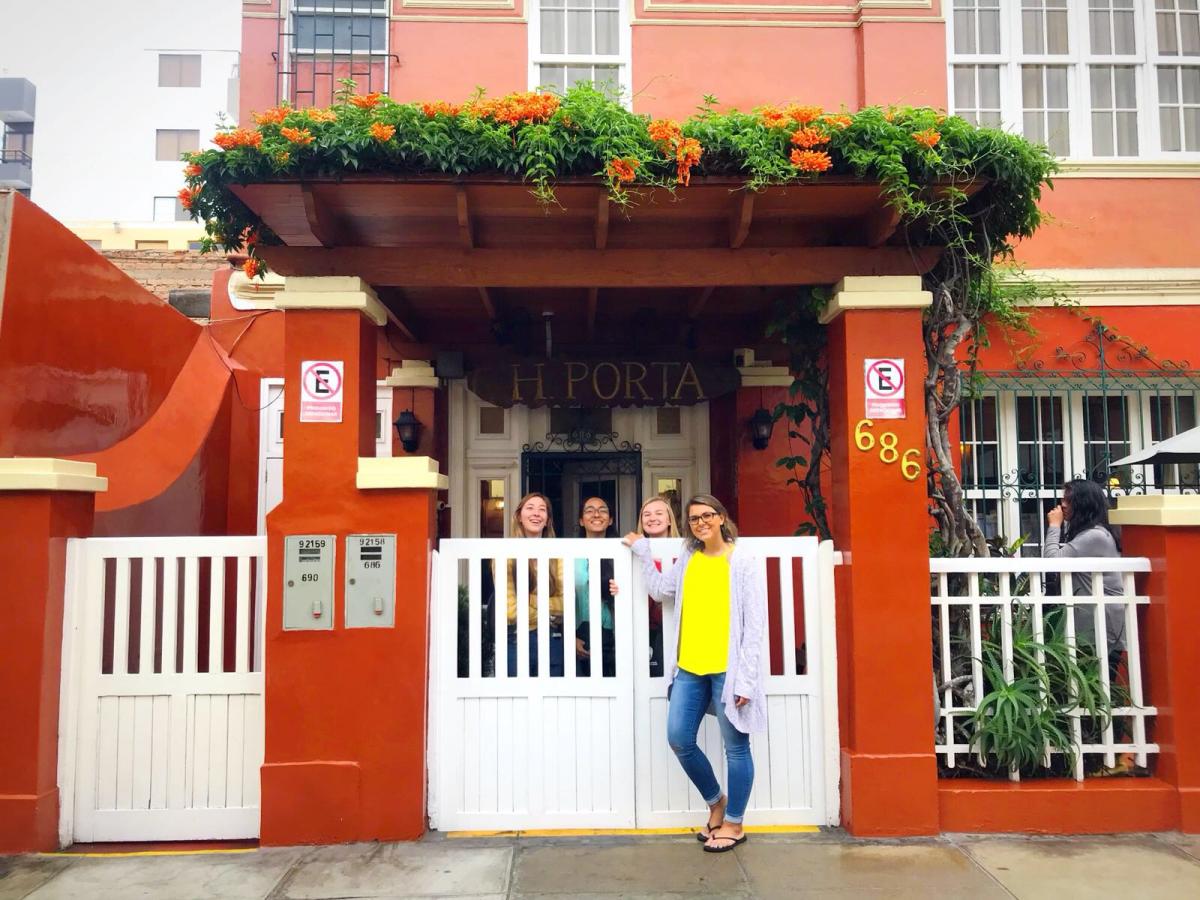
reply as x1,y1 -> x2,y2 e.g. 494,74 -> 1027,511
1043,524 -> 1126,651
631,538 -> 768,733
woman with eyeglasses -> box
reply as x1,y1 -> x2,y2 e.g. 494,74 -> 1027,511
575,496 -> 618,677
623,493 -> 765,853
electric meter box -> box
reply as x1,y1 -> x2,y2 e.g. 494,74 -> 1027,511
283,535 -> 335,630
345,534 -> 397,628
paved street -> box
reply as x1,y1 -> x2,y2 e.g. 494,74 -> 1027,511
4,830 -> 1200,900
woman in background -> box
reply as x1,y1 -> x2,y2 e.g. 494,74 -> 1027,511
575,496 -> 617,677
502,492 -> 564,677
635,496 -> 681,677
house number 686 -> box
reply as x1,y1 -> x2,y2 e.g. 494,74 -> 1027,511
854,419 -> 922,481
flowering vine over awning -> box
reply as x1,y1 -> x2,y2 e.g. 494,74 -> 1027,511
179,84 -> 1056,279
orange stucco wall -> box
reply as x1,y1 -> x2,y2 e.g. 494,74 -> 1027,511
0,194 -> 199,457
1016,179 -> 1200,269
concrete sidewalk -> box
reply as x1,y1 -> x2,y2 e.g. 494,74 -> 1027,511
3,830 -> 1200,900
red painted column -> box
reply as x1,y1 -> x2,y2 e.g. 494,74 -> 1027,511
733,383 -> 809,537
262,283 -> 441,845
1114,498 -> 1200,833
0,461 -> 103,852
823,277 -> 939,835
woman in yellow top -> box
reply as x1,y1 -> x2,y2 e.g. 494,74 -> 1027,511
624,494 -> 766,853
502,492 -> 564,677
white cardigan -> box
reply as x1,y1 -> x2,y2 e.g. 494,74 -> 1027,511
631,538 -> 768,734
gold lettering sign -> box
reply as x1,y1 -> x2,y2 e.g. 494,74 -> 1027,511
469,360 -> 741,408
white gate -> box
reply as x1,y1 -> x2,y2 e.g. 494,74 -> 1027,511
429,536 -> 839,831
59,536 -> 266,844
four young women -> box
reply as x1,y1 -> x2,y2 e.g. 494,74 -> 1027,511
498,490 -> 766,851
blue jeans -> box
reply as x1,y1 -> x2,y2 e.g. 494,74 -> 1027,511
666,668 -> 754,823
507,628 -> 564,677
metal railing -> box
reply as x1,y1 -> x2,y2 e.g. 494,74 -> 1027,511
931,555 -> 1158,781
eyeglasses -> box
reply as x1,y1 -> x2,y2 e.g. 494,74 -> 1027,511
687,511 -> 720,526
583,506 -> 609,516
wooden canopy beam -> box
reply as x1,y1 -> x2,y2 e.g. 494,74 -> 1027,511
595,191 -> 609,250
863,203 -> 903,248
375,287 -> 421,342
729,193 -> 754,249
456,186 -> 474,249
302,184 -> 340,248
259,245 -> 941,288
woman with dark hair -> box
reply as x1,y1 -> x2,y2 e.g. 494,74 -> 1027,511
623,493 -> 766,853
1044,478 -> 1132,771
575,496 -> 617,677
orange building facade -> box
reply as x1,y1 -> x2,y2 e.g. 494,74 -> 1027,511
3,0 -> 1200,851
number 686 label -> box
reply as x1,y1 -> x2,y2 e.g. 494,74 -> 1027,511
855,419 -> 922,481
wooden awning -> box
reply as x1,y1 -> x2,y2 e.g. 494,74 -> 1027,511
233,176 -> 963,356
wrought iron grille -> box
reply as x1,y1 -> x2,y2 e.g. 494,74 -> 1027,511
960,322 -> 1200,554
275,0 -> 392,108
521,430 -> 643,536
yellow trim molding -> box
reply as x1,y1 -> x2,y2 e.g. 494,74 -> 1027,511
275,276 -> 389,326
357,456 -> 449,490
820,275 -> 932,324
0,459 -> 108,493
386,361 -> 439,389
1056,160 -> 1200,179
738,365 -> 793,387
1111,495 -> 1200,528
1007,268 -> 1200,307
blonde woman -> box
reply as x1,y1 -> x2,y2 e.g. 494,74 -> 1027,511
636,496 -> 680,677
500,492 -> 564,677
623,494 -> 765,853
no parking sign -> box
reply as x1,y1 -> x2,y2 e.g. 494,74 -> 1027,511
864,358 -> 906,419
300,360 -> 344,423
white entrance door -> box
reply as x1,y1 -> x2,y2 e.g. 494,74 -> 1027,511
257,380 -> 393,533
429,536 -> 839,831
632,537 -> 840,827
431,538 -> 637,829
59,536 -> 267,843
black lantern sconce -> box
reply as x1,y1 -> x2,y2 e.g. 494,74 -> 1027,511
393,409 -> 422,453
749,407 -> 775,451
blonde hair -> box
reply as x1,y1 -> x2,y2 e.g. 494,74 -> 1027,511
636,495 -> 681,538
682,493 -> 737,550
510,492 -> 556,538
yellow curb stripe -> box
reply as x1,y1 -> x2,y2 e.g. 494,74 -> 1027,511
447,825 -> 820,838
37,848 -> 258,858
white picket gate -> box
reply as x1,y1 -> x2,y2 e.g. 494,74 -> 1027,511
429,536 -> 839,831
58,536 -> 267,844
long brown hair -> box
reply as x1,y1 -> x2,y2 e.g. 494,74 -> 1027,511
510,491 -> 556,538
507,491 -> 560,595
636,495 -> 681,538
682,493 -> 737,551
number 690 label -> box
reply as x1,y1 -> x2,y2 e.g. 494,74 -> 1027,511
855,419 -> 922,481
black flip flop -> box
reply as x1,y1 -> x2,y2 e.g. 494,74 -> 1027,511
703,833 -> 748,853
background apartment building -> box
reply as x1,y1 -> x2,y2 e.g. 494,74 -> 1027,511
0,1 -> 241,250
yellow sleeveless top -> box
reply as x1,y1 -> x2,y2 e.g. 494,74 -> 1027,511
677,551 -> 731,675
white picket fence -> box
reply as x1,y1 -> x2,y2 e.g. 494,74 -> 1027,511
429,536 -> 840,830
931,555 -> 1158,781
58,536 -> 267,844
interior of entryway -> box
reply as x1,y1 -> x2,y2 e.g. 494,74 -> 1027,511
447,381 -> 709,538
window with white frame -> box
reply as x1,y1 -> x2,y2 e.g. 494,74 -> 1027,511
948,0 -> 1200,157
529,0 -> 630,99
960,385 -> 1200,554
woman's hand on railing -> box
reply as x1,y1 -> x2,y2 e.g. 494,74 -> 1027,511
621,532 -> 640,547
609,578 -> 619,596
